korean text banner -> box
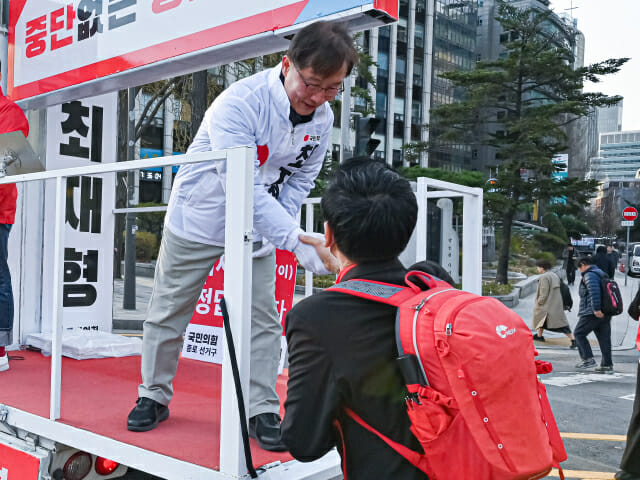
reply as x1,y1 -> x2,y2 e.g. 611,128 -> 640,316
8,0 -> 397,107
41,92 -> 117,332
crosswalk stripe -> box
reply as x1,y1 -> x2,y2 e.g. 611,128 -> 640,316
548,469 -> 615,479
560,432 -> 627,442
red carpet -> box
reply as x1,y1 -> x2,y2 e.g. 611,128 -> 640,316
0,351 -> 293,470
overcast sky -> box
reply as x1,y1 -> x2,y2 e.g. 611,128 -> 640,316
550,0 -> 639,130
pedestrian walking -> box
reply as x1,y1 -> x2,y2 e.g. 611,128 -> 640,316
531,259 -> 576,347
609,245 -> 620,271
563,244 -> 577,285
574,256 -> 614,372
593,245 -> 615,278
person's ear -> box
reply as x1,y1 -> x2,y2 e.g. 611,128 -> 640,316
282,55 -> 291,76
324,221 -> 334,249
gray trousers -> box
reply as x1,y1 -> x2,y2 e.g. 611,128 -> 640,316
139,228 -> 282,417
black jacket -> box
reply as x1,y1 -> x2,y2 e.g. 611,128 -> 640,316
593,251 -> 615,278
281,260 -> 427,480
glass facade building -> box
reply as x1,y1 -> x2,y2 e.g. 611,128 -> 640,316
589,131 -> 640,181
335,0 -> 478,169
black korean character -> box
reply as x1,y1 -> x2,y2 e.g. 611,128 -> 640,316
63,284 -> 97,307
188,332 -> 195,341
64,248 -> 98,283
195,332 -> 203,343
108,0 -> 136,30
66,176 -> 102,233
210,335 -> 218,346
267,144 -> 319,198
77,0 -> 104,41
60,102 -> 103,163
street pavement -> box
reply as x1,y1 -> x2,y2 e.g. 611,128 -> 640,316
113,268 -> 640,479
514,269 -> 639,479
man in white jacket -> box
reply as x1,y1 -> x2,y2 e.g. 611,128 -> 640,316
127,21 -> 357,451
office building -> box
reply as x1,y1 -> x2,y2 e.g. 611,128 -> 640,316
597,100 -> 624,134
589,131 -> 640,180
336,0 -> 478,169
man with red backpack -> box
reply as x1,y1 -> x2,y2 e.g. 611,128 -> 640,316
282,158 -> 566,480
0,61 -> 29,373
281,158 -> 426,479
575,256 -> 614,372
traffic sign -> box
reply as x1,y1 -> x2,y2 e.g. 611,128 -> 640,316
623,207 -> 638,221
622,220 -> 635,227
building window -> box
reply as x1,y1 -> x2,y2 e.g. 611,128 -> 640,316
415,23 -> 425,49
412,101 -> 422,124
396,57 -> 407,84
413,62 -> 423,87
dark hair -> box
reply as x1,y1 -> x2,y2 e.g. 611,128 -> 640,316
577,256 -> 594,267
321,157 -> 417,264
596,245 -> 607,254
536,259 -> 552,271
287,21 -> 358,77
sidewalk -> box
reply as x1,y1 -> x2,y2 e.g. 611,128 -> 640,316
512,269 -> 640,353
114,269 -> 640,354
112,277 -> 154,331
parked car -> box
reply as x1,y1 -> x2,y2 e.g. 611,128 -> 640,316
628,244 -> 640,277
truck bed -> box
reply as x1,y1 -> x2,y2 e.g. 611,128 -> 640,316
0,350 -> 297,474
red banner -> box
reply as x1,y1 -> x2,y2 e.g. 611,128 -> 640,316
189,249 -> 297,330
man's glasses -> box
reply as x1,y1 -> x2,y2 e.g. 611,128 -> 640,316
292,64 -> 344,97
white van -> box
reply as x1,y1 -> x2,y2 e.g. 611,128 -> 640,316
628,244 -> 640,276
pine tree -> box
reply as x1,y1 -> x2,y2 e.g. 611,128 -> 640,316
427,2 -> 627,283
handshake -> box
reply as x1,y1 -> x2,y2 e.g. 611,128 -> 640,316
252,229 -> 339,275
292,230 -> 339,275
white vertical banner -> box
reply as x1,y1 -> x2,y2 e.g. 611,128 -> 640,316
41,93 -> 117,332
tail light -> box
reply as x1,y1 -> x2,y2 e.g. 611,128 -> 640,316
63,451 -> 92,480
95,457 -> 120,475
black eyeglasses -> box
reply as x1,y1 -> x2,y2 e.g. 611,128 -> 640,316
292,64 -> 344,97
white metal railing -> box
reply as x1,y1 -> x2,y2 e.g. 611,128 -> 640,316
300,176 -> 483,295
0,147 -> 256,479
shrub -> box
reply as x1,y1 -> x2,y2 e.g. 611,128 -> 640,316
532,251 -> 556,264
135,231 -> 158,263
482,281 -> 513,296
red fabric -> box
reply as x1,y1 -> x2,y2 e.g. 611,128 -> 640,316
0,351 -> 293,470
0,87 -> 29,224
340,279 -> 565,479
636,323 -> 640,352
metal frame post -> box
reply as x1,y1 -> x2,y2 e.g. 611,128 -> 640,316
219,146 -> 255,477
50,176 -> 66,420
415,177 -> 428,263
305,202 -> 314,297
462,188 -> 483,295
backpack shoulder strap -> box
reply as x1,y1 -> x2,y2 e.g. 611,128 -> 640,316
328,279 -> 416,307
344,407 -> 426,472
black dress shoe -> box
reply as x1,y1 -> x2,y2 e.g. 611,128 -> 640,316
127,397 -> 169,432
249,413 -> 287,452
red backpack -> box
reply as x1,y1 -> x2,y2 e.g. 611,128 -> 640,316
329,271 -> 567,480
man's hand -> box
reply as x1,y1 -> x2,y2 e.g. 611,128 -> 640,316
594,310 -> 604,318
296,232 -> 339,274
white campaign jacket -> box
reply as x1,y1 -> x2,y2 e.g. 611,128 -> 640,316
165,65 -> 333,250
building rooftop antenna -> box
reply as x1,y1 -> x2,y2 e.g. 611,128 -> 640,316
564,0 -> 579,19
